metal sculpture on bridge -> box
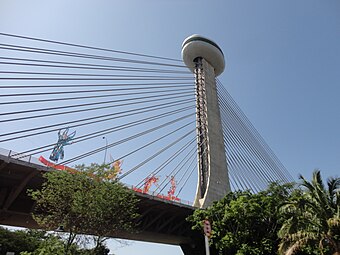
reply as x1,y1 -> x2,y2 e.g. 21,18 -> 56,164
143,175 -> 159,193
49,128 -> 76,162
39,155 -> 75,172
167,175 -> 177,199
104,156 -> 123,180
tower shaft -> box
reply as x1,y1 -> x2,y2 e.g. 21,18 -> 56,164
193,58 -> 230,208
182,34 -> 230,208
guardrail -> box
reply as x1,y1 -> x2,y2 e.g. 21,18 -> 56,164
0,147 -> 195,207
127,184 -> 194,207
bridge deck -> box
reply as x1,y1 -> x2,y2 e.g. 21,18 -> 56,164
0,150 -> 201,246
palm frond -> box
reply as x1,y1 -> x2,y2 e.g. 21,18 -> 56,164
282,236 -> 314,255
313,170 -> 325,191
291,231 -> 319,242
312,171 -> 329,210
278,239 -> 291,255
327,177 -> 340,208
299,174 -> 316,197
278,217 -> 298,238
285,242 -> 302,255
300,171 -> 335,221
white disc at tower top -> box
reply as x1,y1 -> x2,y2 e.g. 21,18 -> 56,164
181,34 -> 225,77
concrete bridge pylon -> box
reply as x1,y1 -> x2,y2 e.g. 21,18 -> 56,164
182,35 -> 231,208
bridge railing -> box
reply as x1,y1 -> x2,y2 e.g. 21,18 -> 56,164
127,184 -> 194,207
0,148 -> 45,167
0,148 -> 194,207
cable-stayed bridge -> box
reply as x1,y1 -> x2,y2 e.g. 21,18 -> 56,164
0,33 -> 293,254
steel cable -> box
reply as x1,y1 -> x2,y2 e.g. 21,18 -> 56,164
0,32 -> 183,62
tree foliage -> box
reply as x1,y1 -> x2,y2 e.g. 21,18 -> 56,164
0,227 -> 111,255
0,227 -> 45,255
19,235 -> 66,255
188,182 -> 294,255
28,163 -> 139,253
20,236 -> 110,255
188,171 -> 340,255
278,170 -> 340,255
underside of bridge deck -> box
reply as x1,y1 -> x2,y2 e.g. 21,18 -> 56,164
0,153 -> 208,254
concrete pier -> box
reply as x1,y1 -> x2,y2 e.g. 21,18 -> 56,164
182,35 -> 231,208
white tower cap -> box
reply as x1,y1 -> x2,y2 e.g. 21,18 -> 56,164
181,34 -> 225,76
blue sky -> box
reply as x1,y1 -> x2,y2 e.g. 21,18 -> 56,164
1,0 -> 339,254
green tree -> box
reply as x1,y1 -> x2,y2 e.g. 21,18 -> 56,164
0,228 -> 71,255
0,227 -> 112,255
188,182 -> 294,255
0,227 -> 44,254
20,235 -> 111,255
20,235 -> 66,255
278,170 -> 340,255
29,163 -> 139,254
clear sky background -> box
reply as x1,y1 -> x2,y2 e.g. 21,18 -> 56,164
0,0 -> 339,254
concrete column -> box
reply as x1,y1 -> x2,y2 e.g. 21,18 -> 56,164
193,58 -> 230,208
182,34 -> 231,208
